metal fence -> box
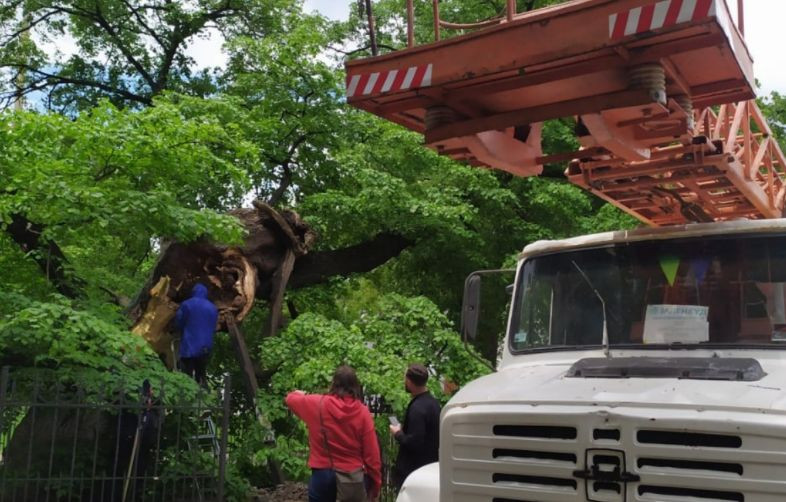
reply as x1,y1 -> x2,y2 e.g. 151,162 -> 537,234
364,394 -> 399,502
0,367 -> 230,502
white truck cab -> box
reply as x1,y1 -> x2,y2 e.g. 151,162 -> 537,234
398,220 -> 786,502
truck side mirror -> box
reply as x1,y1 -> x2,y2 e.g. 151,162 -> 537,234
461,269 -> 516,346
461,274 -> 482,342
505,283 -> 514,296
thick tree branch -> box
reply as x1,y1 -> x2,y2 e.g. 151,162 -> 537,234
267,163 -> 292,207
119,0 -> 167,49
152,39 -> 180,93
266,133 -> 311,206
289,232 -> 414,289
89,3 -> 157,89
3,63 -> 152,106
6,214 -> 84,298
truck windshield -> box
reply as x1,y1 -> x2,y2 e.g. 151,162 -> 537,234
510,234 -> 786,352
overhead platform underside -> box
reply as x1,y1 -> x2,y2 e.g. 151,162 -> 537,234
346,0 -> 754,139
345,0 -> 786,226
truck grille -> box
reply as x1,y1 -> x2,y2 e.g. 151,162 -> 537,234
637,485 -> 743,501
637,429 -> 742,448
444,409 -> 786,501
493,425 -> 578,440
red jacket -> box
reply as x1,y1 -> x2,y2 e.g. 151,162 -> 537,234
285,392 -> 382,497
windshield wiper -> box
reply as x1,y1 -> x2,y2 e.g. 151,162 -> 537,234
572,260 -> 611,359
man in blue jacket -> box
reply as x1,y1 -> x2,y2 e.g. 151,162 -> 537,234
175,283 -> 218,385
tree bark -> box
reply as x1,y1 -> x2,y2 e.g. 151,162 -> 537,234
6,214 -> 84,298
289,232 -> 413,289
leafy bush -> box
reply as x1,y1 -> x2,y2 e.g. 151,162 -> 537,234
0,292 -> 200,402
250,293 -> 490,479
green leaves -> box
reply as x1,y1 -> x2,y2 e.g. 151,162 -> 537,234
0,292 -> 201,402
0,101 -> 251,299
761,92 -> 786,148
221,12 -> 347,205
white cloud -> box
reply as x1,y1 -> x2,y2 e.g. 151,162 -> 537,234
740,2 -> 786,96
185,28 -> 228,70
303,0 -> 350,21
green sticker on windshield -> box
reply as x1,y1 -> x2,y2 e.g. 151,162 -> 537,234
660,255 -> 680,286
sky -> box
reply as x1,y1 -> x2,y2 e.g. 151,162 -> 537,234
300,0 -> 785,97
184,0 -> 350,70
729,1 -> 786,96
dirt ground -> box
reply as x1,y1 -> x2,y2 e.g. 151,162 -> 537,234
251,481 -> 397,501
251,482 -> 309,501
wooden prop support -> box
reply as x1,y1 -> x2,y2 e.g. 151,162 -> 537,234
225,315 -> 258,404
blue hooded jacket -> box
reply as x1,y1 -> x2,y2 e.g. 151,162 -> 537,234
175,283 -> 218,358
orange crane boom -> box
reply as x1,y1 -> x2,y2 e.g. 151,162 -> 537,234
345,0 -> 786,226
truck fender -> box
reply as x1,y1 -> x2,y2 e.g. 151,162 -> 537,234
395,462 -> 440,502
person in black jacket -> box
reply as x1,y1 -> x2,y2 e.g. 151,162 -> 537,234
389,363 -> 441,491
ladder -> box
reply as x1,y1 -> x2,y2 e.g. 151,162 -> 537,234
188,414 -> 220,458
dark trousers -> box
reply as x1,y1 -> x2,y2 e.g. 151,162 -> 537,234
393,468 -> 407,493
180,354 -> 209,386
308,468 -> 337,502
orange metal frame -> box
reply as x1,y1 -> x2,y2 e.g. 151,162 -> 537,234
346,0 -> 784,226
347,0 -> 753,129
569,100 -> 786,225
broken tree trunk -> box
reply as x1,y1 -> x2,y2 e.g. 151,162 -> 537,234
129,202 -> 315,368
128,201 -> 413,372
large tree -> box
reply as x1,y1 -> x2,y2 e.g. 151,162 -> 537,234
0,0 -> 638,378
0,4 -> 404,303
0,0 -> 296,110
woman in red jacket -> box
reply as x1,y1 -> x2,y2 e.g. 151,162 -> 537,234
285,366 -> 382,502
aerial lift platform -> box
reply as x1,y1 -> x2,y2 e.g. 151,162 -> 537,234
345,0 -> 786,226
